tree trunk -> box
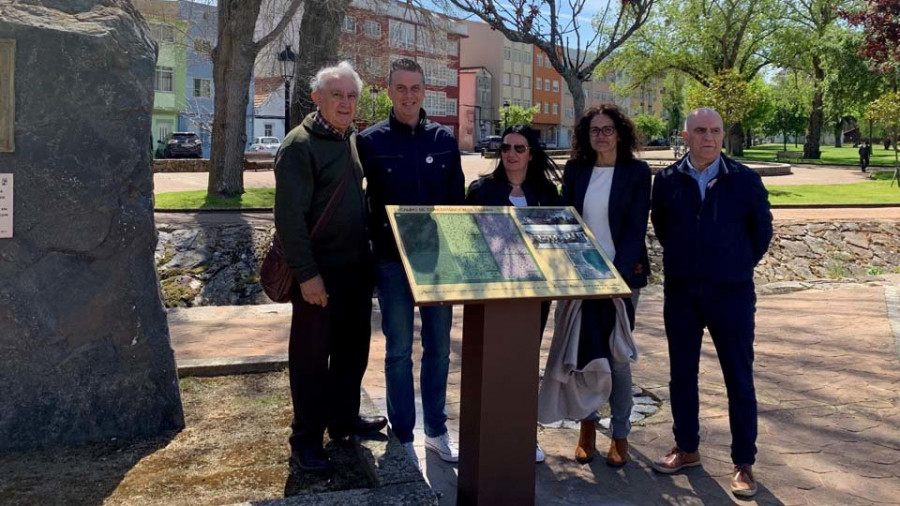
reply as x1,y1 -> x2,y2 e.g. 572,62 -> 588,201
208,1 -> 263,196
803,56 -> 825,159
291,0 -> 351,129
562,72 -> 586,121
728,122 -> 744,157
834,118 -> 843,148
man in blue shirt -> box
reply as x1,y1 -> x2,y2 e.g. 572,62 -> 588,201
650,108 -> 773,499
357,59 -> 466,470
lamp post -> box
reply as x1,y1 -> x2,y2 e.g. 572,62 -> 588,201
369,85 -> 378,123
501,100 -> 510,132
277,45 -> 297,135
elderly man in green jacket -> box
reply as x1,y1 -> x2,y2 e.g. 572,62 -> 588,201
274,61 -> 385,473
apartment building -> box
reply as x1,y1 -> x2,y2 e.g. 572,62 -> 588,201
532,49 -> 563,147
457,67 -> 494,150
341,0 -> 467,135
459,21 -> 535,140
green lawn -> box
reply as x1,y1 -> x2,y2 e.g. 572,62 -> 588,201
740,143 -> 900,167
154,187 -> 275,209
154,174 -> 900,209
766,180 -> 900,205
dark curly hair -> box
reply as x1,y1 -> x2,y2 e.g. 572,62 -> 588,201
571,103 -> 639,165
489,124 -> 560,190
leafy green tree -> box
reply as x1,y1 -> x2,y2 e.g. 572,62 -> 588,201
632,113 -> 666,142
356,86 -> 392,125
611,0 -> 787,155
775,0 -> 852,159
821,30 -> 884,147
865,91 -> 900,166
685,71 -> 762,154
501,104 -> 540,128
765,71 -> 812,149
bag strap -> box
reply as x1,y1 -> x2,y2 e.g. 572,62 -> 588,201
309,138 -> 356,241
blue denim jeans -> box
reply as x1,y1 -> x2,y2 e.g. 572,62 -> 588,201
583,290 -> 640,439
377,259 -> 452,444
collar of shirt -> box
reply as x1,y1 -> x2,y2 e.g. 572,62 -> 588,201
681,155 -> 721,201
314,111 -> 356,140
389,108 -> 427,134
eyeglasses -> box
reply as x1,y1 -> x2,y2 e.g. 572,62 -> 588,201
500,143 -> 530,154
589,126 -> 617,137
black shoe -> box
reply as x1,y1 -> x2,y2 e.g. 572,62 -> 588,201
289,447 -> 333,473
329,415 -> 388,439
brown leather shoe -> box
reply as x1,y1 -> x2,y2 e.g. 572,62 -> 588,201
574,420 -> 596,464
606,437 -> 628,467
651,446 -> 701,474
731,464 -> 758,498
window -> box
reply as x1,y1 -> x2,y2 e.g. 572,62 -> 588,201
193,78 -> 211,98
535,79 -> 542,91
503,47 -> 511,60
423,90 -> 455,117
343,16 -> 356,33
552,103 -> 558,115
512,74 -> 520,87
537,54 -> 543,67
535,101 -> 541,112
552,80 -> 559,92
447,38 -> 458,56
389,20 -> 415,49
524,77 -> 530,89
264,124 -> 273,137
364,20 -> 381,38
544,103 -> 549,114
503,73 -> 510,86
155,66 -> 174,92
446,98 -> 457,116
544,79 -> 550,91
150,23 -> 175,43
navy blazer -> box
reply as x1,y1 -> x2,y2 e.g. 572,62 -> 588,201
561,157 -> 652,289
465,172 -> 560,207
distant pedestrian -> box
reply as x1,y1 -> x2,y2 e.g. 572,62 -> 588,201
859,140 -> 871,172
650,107 -> 773,499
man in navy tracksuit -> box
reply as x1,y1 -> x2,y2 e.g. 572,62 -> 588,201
357,59 -> 466,470
649,108 -> 772,498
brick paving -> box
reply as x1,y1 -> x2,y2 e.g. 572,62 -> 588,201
168,281 -> 900,505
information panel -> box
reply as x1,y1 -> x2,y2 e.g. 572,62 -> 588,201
387,205 -> 632,304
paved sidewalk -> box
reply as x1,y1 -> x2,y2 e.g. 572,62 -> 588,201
168,281 -> 900,505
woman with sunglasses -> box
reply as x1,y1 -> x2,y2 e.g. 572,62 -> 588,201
465,123 -> 560,463
561,104 -> 651,468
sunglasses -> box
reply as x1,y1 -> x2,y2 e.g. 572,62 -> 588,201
500,143 -> 530,154
589,126 -> 617,137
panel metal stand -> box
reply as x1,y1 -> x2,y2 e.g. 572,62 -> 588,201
458,299 -> 543,506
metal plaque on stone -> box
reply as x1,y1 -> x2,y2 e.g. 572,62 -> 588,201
0,39 -> 13,153
0,174 -> 10,238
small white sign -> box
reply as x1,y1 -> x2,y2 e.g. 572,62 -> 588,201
0,173 -> 12,238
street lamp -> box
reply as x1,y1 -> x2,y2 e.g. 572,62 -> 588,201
501,100 -> 510,132
369,85 -> 378,123
277,45 -> 297,135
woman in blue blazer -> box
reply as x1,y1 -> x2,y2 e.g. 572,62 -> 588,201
561,104 -> 651,467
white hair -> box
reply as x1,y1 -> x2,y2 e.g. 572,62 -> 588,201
310,61 -> 363,94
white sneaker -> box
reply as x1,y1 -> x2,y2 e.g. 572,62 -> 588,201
401,442 -> 420,470
536,443 -> 546,463
424,432 -> 459,463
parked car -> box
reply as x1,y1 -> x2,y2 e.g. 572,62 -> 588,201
246,136 -> 282,158
475,135 -> 502,153
163,132 -> 203,158
646,137 -> 670,147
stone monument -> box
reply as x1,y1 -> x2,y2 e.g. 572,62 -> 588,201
0,0 -> 184,449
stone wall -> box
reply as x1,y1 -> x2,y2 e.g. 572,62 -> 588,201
156,219 -> 900,307
153,159 -> 273,173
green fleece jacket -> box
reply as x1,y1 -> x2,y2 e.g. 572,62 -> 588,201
274,113 -> 368,283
